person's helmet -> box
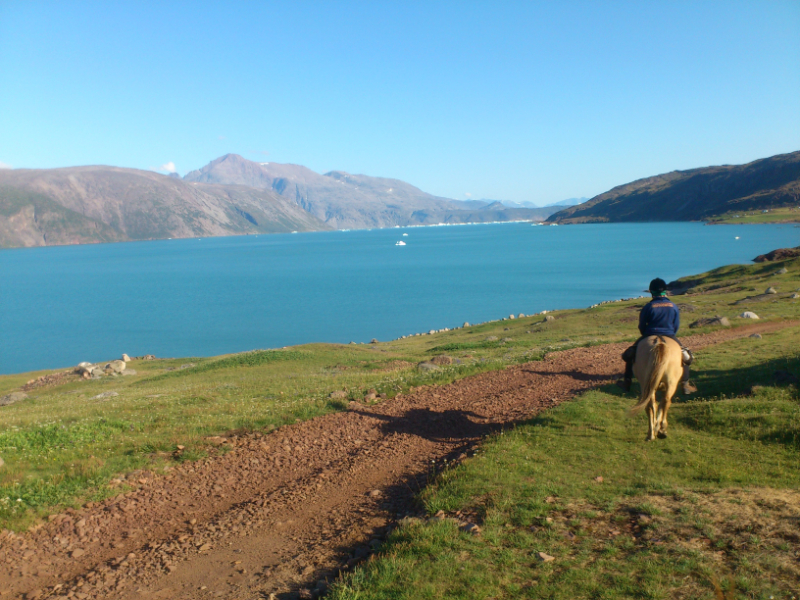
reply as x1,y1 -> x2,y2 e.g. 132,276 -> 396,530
649,278 -> 668,294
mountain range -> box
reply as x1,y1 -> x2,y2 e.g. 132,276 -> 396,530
0,155 -> 557,247
547,151 -> 800,223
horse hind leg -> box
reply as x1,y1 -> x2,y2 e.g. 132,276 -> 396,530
657,383 -> 678,439
645,397 -> 657,441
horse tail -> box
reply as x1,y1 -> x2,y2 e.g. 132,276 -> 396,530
630,339 -> 668,414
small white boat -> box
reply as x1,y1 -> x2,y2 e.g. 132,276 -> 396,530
549,223 -> 558,227
402,233 -> 408,236
735,236 -> 740,240
395,241 -> 406,246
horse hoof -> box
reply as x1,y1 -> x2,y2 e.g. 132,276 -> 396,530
657,431 -> 667,439
645,435 -> 654,442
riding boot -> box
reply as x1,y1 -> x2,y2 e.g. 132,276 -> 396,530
616,360 -> 633,392
681,365 -> 697,394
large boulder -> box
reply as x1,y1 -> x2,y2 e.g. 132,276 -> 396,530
689,316 -> 731,328
0,392 -> 28,407
417,362 -> 440,372
121,354 -> 131,362
105,360 -> 126,374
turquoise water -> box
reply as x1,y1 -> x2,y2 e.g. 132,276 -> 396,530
1,222 -> 798,375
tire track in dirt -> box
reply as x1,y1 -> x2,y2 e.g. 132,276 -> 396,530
1,321 -> 794,600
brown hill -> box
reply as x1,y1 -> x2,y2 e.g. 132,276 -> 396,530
0,166 -> 327,248
184,154 -> 555,228
547,151 -> 800,223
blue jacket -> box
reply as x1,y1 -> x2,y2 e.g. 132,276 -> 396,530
639,296 -> 680,337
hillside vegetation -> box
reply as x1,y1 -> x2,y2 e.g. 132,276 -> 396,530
549,150 -> 800,224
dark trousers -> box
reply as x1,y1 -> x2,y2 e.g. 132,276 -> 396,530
623,335 -> 690,382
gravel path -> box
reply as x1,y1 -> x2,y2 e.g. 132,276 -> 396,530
1,321 -> 793,600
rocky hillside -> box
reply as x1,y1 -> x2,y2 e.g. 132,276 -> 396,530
185,154 -> 555,229
0,166 -> 327,247
547,150 -> 800,223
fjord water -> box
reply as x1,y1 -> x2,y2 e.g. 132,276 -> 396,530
1,222 -> 798,375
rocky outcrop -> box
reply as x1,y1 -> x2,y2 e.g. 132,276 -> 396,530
753,247 -> 800,262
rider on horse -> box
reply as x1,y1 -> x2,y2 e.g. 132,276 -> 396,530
617,278 -> 697,395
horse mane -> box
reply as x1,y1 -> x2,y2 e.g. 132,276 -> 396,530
630,337 -> 669,414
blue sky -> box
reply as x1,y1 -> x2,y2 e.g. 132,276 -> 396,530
1,1 -> 798,204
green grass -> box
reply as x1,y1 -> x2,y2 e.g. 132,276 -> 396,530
1,256 -> 799,533
329,332 -> 800,599
706,207 -> 800,224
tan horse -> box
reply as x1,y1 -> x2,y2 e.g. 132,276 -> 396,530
630,335 -> 683,441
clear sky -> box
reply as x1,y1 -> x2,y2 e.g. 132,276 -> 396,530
1,1 -> 798,204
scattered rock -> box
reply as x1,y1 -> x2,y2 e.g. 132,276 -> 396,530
791,293 -> 800,299
545,315 -> 555,322
70,548 -> 85,558
738,311 -> 759,319
417,362 -> 440,372
431,355 -> 453,366
689,316 -> 730,328
329,390 -> 348,399
518,313 -> 526,318
0,391 -> 28,407
180,363 -> 196,370
776,267 -> 789,274
121,354 -> 131,362
765,287 -> 778,294
463,322 -> 470,328
370,338 -> 379,344
364,392 -> 377,401
594,476 -> 604,483
92,391 -> 119,400
368,489 -> 382,497
485,336 -> 499,342
142,354 -> 156,360
536,551 -> 555,562
501,337 -> 513,342
508,314 -> 516,319
749,333 -> 762,339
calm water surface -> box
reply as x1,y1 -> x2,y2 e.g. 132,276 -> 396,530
1,222 -> 798,374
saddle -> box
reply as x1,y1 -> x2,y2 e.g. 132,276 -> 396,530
622,342 -> 693,365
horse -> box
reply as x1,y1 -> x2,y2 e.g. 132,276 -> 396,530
630,335 -> 683,441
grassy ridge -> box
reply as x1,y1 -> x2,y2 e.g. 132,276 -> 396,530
329,329 -> 800,599
1,257 -> 799,532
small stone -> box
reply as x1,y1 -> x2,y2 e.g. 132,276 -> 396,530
370,338 -> 379,344
121,354 -> 131,362
198,543 -> 212,552
417,361 -> 440,372
463,322 -> 470,327
368,489 -> 382,497
545,315 -> 555,322
536,551 -> 555,562
791,293 -> 800,299
71,548 -> 85,558
461,523 -> 481,535
776,267 -> 788,274
765,287 -> 778,294
739,311 -> 759,319
329,390 -> 347,399
508,314 -> 516,319
749,333 -> 762,339
594,476 -> 604,483
518,313 -> 525,318
485,336 -> 498,341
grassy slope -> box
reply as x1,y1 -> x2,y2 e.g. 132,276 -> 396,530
0,257 -> 798,555
329,329 -> 799,600
706,207 -> 800,225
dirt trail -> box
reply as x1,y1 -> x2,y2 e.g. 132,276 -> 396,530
0,321 -> 793,600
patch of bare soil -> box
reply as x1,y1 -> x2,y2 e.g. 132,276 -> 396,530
0,321 -> 793,600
